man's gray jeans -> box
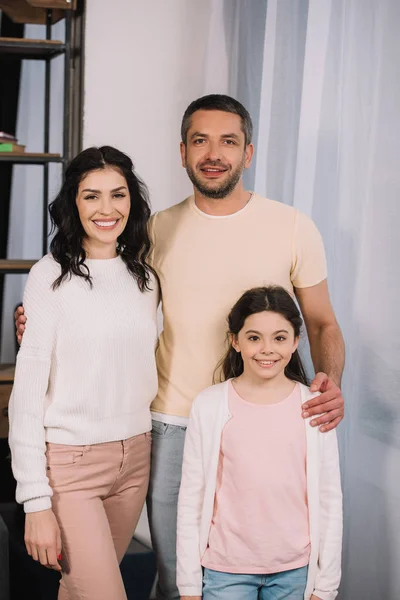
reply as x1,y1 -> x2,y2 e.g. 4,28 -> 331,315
147,421 -> 187,600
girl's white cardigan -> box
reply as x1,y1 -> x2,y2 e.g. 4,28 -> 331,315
177,381 -> 342,600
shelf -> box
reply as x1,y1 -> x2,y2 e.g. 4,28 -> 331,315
0,37 -> 65,59
0,364 -> 15,383
0,260 -> 36,274
0,152 -> 62,164
0,1 -> 76,25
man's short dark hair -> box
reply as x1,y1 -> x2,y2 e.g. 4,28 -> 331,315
181,94 -> 253,146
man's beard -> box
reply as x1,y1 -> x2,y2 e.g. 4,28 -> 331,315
186,160 -> 245,199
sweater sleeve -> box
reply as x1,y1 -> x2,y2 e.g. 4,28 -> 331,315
313,430 -> 343,600
176,399 -> 205,597
8,258 -> 58,513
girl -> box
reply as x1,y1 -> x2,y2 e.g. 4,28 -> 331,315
177,286 -> 342,600
9,146 -> 158,600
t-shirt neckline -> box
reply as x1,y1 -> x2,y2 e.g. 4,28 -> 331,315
190,191 -> 255,220
229,379 -> 299,408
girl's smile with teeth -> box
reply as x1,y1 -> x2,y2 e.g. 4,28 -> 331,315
255,358 -> 279,368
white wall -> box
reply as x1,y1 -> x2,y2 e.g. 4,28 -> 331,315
83,0 -> 232,213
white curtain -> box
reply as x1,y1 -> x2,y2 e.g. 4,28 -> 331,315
207,0 -> 400,597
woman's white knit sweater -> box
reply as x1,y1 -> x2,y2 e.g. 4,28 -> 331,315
9,254 -> 158,513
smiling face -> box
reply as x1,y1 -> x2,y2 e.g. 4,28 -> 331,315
180,109 -> 253,199
75,166 -> 131,258
232,311 -> 300,383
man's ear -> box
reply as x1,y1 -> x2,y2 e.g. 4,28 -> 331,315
244,143 -> 254,169
180,141 -> 187,168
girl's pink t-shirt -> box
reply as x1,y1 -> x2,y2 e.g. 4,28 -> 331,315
201,381 -> 311,574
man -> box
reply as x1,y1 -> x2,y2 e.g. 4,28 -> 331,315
16,95 -> 344,600
147,95 -> 344,600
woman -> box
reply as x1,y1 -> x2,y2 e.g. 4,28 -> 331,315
9,146 -> 158,600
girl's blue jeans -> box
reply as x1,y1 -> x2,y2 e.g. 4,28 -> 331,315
202,565 -> 308,599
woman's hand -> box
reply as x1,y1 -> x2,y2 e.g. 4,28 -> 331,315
25,508 -> 62,571
310,595 -> 322,600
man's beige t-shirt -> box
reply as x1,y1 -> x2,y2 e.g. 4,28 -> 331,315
149,193 -> 327,418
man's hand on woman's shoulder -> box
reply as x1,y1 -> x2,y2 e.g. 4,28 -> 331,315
14,305 -> 25,344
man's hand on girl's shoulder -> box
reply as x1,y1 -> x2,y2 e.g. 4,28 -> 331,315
302,371 -> 344,432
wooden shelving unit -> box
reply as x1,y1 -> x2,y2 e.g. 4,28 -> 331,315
0,152 -> 62,163
0,6 -> 75,260
0,1 -> 77,25
0,3 -> 81,435
0,260 -> 37,274
0,36 -> 65,58
0,364 -> 14,382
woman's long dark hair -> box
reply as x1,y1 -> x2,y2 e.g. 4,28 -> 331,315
49,146 -> 154,291
218,286 -> 309,385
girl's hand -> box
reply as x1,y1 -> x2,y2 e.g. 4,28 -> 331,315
310,595 -> 322,600
25,509 -> 62,571
180,597 -> 202,600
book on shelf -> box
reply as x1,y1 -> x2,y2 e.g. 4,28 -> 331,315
0,142 -> 26,153
0,131 -> 17,143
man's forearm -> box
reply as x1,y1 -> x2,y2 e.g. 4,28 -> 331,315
308,323 -> 345,387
